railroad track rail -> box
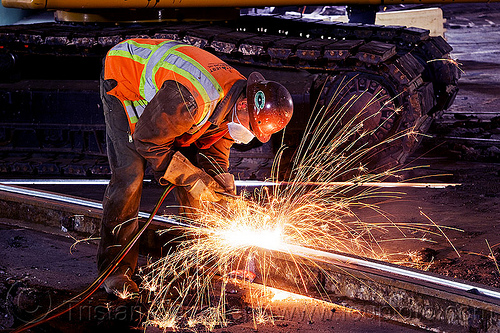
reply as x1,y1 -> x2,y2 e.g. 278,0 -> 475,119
0,183 -> 499,332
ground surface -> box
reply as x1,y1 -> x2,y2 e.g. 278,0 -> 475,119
404,3 -> 500,287
1,3 -> 500,332
0,221 -> 426,332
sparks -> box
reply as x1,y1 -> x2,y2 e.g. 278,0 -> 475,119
141,82 -> 458,332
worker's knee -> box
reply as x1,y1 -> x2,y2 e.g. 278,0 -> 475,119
111,162 -> 145,192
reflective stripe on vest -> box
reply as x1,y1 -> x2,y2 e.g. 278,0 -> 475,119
108,39 -> 223,129
107,40 -> 151,64
163,51 -> 218,127
123,100 -> 147,124
141,41 -> 177,101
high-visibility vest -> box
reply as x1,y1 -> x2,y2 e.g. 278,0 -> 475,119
104,38 -> 245,134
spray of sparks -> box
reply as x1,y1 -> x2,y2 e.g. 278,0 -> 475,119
141,77 -> 458,331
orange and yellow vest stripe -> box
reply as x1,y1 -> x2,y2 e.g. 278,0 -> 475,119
104,38 -> 245,134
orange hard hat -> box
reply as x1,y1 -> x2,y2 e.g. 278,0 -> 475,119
246,72 -> 293,143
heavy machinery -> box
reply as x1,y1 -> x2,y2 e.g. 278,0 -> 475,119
0,1 -> 462,179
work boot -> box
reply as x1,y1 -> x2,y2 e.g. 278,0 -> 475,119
102,273 -> 140,298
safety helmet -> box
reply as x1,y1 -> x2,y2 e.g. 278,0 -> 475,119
246,72 -> 293,143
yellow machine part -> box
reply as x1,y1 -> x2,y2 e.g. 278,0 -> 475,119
4,0 -> 498,10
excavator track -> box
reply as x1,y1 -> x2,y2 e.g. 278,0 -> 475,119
0,14 -> 460,178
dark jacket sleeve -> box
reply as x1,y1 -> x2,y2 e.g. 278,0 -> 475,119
133,81 -> 199,180
194,80 -> 245,177
198,129 -> 234,177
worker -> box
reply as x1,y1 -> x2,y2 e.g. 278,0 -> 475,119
97,38 -> 293,296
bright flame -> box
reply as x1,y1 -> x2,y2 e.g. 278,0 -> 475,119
269,288 -> 308,302
218,225 -> 285,251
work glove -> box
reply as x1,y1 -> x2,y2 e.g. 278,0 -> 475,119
160,151 -> 224,202
213,173 -> 236,196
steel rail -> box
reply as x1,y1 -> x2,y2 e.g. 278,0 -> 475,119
438,136 -> 500,144
239,180 -> 460,188
0,179 -> 460,189
1,183 -> 500,331
0,183 -> 190,228
287,244 -> 500,301
263,245 -> 500,332
1,182 -> 482,301
0,182 -> 495,301
0,179 -> 116,185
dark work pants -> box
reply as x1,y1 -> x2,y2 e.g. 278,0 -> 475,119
96,75 -> 199,276
96,76 -> 146,277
